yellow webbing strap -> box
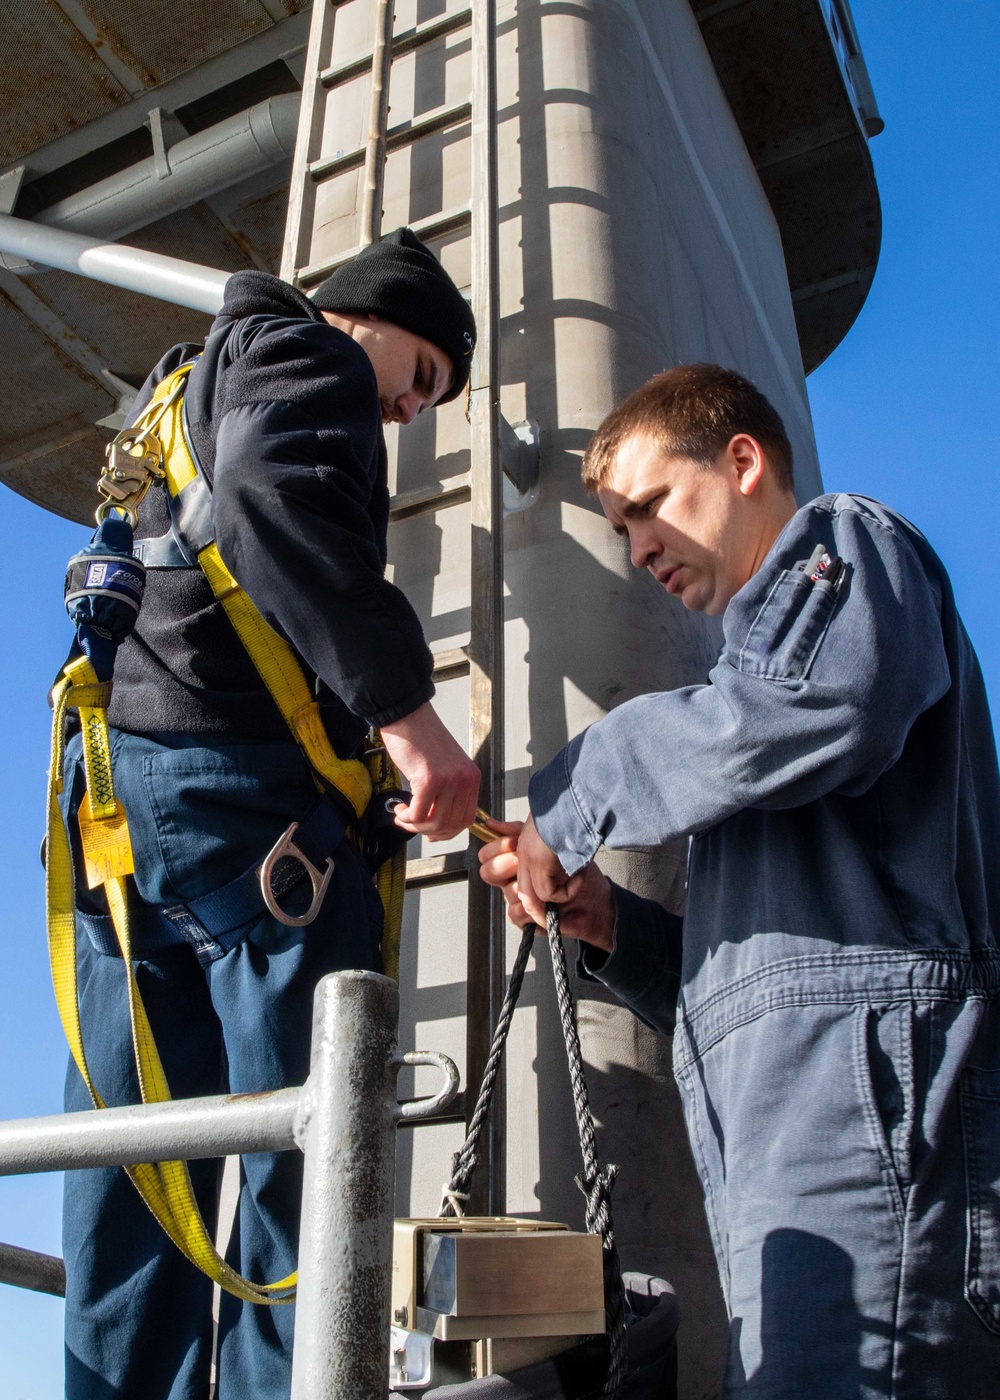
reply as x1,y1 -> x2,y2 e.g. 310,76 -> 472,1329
378,847 -> 407,982
195,542 -> 372,820
152,362 -> 406,968
154,362 -> 372,822
45,360 -> 411,1299
47,655 -> 296,1303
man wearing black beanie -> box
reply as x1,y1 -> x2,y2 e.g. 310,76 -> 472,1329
60,230 -> 480,1400
311,226 -> 478,396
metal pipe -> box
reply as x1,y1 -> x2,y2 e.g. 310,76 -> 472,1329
0,1242 -> 66,1298
35,94 -> 301,242
0,1087 -> 300,1175
359,0 -> 396,245
290,971 -> 400,1400
0,213 -> 228,313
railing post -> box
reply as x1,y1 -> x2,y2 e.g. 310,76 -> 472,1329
290,970 -> 400,1399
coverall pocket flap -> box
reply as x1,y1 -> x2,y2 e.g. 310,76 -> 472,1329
738,569 -> 839,681
960,1065 -> 1000,1333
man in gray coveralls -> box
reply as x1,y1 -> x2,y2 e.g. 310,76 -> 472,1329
480,363 -> 1000,1398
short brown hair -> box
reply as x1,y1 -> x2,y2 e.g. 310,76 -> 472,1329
582,363 -> 794,494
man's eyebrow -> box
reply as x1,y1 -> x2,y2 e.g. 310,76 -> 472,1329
423,355 -> 449,401
618,489 -> 661,519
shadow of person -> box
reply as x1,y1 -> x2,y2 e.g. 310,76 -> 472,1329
730,1228 -> 875,1397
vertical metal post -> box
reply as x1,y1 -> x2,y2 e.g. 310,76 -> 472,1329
466,0 -> 505,1216
360,0 -> 396,246
290,971 -> 400,1400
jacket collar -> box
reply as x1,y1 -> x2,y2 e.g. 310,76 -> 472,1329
217,269 -> 323,325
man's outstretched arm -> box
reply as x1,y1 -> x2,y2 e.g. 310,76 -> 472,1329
528,500 -> 951,877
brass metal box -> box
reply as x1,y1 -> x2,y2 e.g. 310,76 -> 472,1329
391,1217 -> 605,1343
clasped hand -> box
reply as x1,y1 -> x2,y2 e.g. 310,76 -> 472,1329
477,815 -> 615,952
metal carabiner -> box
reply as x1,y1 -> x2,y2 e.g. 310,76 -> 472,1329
259,822 -> 334,927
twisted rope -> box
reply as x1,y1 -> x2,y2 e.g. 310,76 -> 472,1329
439,920 -> 535,1217
545,907 -> 627,1400
439,908 -> 627,1400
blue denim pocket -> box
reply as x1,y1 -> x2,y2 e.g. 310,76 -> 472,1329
960,1065 -> 1000,1334
738,570 -> 840,681
133,739 -> 318,905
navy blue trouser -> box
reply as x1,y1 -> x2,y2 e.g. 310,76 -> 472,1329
59,730 -> 383,1400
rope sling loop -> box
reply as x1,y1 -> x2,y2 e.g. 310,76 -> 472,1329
46,362 -> 410,1301
439,908 -> 628,1400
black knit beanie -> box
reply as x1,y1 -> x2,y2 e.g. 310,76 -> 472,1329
311,228 -> 476,403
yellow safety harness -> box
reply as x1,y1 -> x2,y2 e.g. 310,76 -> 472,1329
46,361 -> 409,1302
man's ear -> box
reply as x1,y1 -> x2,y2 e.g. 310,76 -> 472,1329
728,434 -> 766,497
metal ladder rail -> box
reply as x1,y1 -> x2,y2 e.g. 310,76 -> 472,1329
280,0 -> 507,1214
466,0 -> 506,1218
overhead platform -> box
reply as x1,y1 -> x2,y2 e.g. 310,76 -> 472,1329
0,0 -> 880,520
692,0 -> 883,372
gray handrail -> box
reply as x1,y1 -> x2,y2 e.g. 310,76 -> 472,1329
0,213 -> 229,313
0,969 -> 459,1398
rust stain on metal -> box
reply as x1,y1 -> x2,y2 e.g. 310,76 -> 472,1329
80,1 -> 159,90
74,1 -> 275,89
0,3 -> 129,165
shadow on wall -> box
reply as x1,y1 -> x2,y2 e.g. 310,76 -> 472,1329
391,0 -> 824,1396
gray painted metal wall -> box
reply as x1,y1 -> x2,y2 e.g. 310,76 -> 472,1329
316,1 -> 825,1395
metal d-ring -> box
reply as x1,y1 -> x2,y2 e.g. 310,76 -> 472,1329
259,822 -> 334,927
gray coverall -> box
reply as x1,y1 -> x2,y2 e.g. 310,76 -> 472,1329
529,493 -> 1000,1398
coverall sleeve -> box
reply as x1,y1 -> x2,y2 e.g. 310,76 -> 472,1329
530,499 -> 953,874
576,883 -> 684,1034
210,320 -> 435,727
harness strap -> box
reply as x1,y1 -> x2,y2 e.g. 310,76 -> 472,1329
152,362 -> 372,823
47,656 -> 296,1303
46,358 -> 409,1302
77,795 -> 346,963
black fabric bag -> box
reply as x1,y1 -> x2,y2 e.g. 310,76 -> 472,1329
425,1274 -> 679,1400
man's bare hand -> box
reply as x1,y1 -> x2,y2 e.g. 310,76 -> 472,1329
381,702 -> 481,840
515,815 -> 583,926
479,819 -> 614,952
478,817 -> 525,915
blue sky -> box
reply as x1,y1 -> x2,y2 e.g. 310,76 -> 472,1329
0,2 -> 997,1394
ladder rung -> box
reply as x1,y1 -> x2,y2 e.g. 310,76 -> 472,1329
320,8 -> 473,91
308,101 -> 472,184
432,647 -> 470,681
390,472 -> 471,521
296,206 -> 471,288
405,851 -> 470,887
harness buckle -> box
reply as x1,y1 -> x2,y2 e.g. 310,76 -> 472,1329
259,821 -> 334,927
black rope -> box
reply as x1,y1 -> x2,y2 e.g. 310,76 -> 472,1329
545,907 -> 627,1400
439,908 -> 628,1400
439,920 -> 535,1218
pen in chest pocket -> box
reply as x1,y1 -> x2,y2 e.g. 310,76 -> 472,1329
798,543 -> 846,589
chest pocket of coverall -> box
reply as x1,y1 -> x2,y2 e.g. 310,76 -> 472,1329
738,569 -> 841,681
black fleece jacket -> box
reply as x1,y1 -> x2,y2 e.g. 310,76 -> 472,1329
107,271 -> 435,753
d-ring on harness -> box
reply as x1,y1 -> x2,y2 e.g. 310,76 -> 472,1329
259,823 -> 335,928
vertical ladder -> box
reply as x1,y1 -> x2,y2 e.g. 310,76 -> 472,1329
281,0 -> 506,1214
